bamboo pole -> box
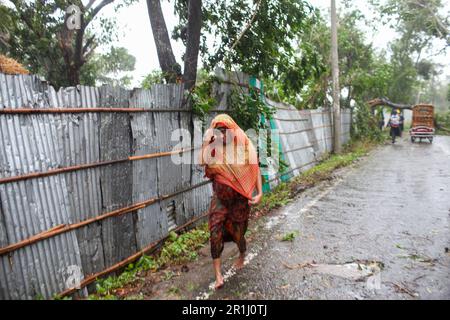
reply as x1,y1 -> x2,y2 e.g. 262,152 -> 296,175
0,108 -> 231,114
0,159 -> 126,184
0,108 -> 190,114
0,147 -> 197,185
0,180 -> 211,256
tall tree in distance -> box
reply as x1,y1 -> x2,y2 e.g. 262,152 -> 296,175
81,46 -> 136,87
371,0 -> 450,103
2,0 -> 135,88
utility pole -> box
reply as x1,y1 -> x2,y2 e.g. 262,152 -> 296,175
331,0 -> 341,153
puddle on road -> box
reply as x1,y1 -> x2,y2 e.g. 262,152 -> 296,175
310,261 -> 383,280
304,260 -> 384,290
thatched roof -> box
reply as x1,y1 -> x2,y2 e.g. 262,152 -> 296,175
0,54 -> 29,75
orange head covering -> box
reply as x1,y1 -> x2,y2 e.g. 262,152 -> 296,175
200,114 -> 260,200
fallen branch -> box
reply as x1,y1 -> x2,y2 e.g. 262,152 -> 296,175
437,125 -> 450,133
367,97 -> 412,110
389,282 -> 418,298
282,262 -> 315,270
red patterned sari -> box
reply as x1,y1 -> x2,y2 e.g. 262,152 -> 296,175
200,114 -> 260,259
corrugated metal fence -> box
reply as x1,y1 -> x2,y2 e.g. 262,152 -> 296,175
265,98 -> 351,186
0,70 -> 351,299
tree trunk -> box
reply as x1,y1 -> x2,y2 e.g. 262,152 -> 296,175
146,0 -> 181,83
60,11 -> 84,86
182,0 -> 202,93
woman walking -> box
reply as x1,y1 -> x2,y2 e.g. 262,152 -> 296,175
200,114 -> 263,289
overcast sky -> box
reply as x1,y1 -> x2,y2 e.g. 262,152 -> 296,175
99,0 -> 450,87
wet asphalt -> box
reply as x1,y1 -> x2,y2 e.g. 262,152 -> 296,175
204,135 -> 450,300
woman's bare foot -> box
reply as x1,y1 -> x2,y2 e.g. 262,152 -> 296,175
233,254 -> 245,270
213,258 -> 224,289
215,274 -> 224,289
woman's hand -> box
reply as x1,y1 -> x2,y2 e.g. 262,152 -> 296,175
249,169 -> 263,205
248,193 -> 262,205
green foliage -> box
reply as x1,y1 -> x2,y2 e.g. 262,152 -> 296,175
141,70 -> 167,88
254,139 -> 378,216
34,293 -> 45,300
0,5 -> 12,52
173,0 -> 320,81
257,182 -> 292,211
52,294 -> 72,300
88,223 -> 210,300
228,88 -> 274,132
2,1 -> 135,87
81,47 -> 136,87
386,39 -> 419,104
158,227 -> 210,266
447,84 -> 450,103
374,0 -> 450,51
190,75 -> 218,119
436,112 -> 450,135
123,293 -> 144,300
134,254 -> 158,272
371,0 -> 449,104
352,103 -> 384,142
281,231 -> 299,242
95,268 -> 139,297
168,286 -> 181,296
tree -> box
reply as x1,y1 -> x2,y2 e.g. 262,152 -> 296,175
2,0 -> 134,88
370,0 -> 450,103
81,47 -> 136,87
141,70 -> 166,88
147,0 -> 319,90
0,4 -> 12,52
447,84 -> 450,103
146,0 -> 182,83
182,0 -> 202,92
193,0 -> 318,79
374,0 -> 450,56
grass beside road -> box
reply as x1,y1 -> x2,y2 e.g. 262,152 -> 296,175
435,112 -> 450,136
254,138 -> 378,216
84,224 -> 210,300
80,138 -> 380,300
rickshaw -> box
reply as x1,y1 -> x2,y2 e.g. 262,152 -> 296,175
410,104 -> 434,143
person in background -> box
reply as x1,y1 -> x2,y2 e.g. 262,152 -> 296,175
378,110 -> 385,131
387,110 -> 401,143
200,114 -> 263,289
398,109 -> 405,137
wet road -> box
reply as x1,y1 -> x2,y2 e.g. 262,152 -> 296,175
203,136 -> 450,300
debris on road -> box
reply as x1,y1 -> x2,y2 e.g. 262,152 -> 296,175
282,262 -> 315,270
389,282 -> 419,298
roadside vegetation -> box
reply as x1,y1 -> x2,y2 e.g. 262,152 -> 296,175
254,138 -> 381,216
435,112 -> 450,135
87,224 -> 210,300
